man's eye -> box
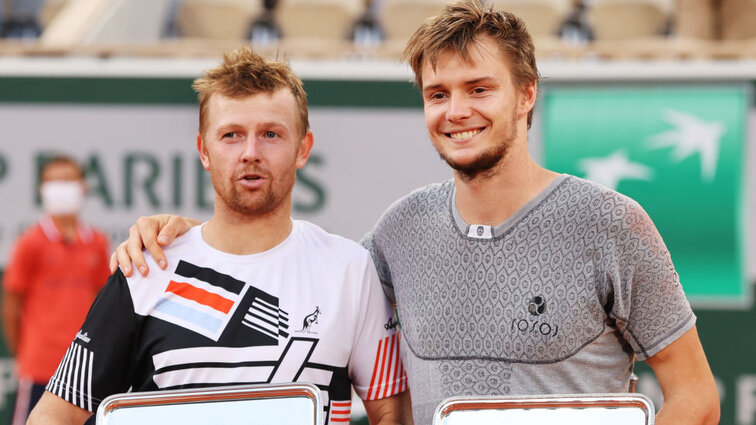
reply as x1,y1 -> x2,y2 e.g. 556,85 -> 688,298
430,92 -> 446,100
264,131 -> 278,139
222,132 -> 237,138
473,87 -> 486,94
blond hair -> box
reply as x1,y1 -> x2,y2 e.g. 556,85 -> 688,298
403,0 -> 539,128
193,47 -> 309,137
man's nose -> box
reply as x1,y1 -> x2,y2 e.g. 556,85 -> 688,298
446,94 -> 472,121
241,139 -> 261,163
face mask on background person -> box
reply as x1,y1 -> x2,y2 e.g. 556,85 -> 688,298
40,181 -> 85,215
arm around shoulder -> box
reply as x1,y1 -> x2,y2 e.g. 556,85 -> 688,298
645,326 -> 720,425
27,391 -> 92,425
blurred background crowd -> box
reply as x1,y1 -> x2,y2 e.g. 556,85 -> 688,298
0,0 -> 754,60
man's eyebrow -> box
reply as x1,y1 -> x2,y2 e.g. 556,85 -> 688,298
422,84 -> 443,93
465,76 -> 497,85
421,76 -> 498,93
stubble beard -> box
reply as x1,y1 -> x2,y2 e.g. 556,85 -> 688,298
438,113 -> 519,182
214,167 -> 296,217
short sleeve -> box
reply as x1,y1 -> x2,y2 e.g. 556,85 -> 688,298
348,254 -> 407,401
3,232 -> 37,294
608,201 -> 695,360
46,270 -> 137,412
360,231 -> 396,303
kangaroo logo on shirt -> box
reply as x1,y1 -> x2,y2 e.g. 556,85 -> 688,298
384,317 -> 398,330
298,306 -> 320,333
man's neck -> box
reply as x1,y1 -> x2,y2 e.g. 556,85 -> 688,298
454,144 -> 559,226
202,202 -> 294,255
50,214 -> 79,242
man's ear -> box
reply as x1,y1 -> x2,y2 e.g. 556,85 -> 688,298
517,80 -> 538,116
295,130 -> 314,169
197,133 -> 210,171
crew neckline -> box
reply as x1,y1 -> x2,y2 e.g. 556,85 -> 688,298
450,174 -> 570,240
187,219 -> 300,263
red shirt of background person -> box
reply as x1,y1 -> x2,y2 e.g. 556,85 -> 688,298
1,156 -> 109,424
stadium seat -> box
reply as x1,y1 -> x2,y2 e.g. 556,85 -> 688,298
674,0 -> 716,39
41,0 -> 173,46
491,0 -> 572,38
720,0 -> 756,40
587,0 -> 672,40
277,0 -> 362,41
175,0 -> 261,40
380,0 -> 452,46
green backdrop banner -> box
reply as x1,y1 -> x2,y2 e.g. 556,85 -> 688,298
542,86 -> 748,307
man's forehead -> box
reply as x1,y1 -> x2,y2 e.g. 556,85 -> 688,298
206,89 -> 298,129
420,41 -> 510,83
42,162 -> 82,180
209,88 -> 290,105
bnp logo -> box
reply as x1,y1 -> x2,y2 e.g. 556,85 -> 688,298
578,109 -> 726,190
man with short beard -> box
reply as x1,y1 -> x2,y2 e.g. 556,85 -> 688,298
27,47 -> 409,425
111,2 -> 719,425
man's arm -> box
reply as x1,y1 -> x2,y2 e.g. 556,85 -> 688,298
363,391 -> 413,425
645,326 -> 720,425
27,392 -> 92,425
109,214 -> 199,277
1,290 -> 22,355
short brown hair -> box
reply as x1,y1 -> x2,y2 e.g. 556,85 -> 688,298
403,0 -> 539,128
193,46 -> 309,138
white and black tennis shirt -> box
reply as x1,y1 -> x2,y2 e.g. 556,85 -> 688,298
48,221 -> 406,423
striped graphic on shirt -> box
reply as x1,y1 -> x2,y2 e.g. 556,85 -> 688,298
151,260 -> 248,341
242,296 -> 289,339
151,337 -> 321,389
46,342 -> 94,412
365,333 -> 406,400
328,400 -> 351,423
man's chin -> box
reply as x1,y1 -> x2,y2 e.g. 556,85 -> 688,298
439,152 -> 504,181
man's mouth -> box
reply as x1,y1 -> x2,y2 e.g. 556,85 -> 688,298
242,175 -> 262,181
446,128 -> 484,140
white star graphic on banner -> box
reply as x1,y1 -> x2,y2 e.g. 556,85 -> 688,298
579,150 -> 653,190
647,109 -> 725,182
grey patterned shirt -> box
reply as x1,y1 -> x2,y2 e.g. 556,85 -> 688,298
361,174 -> 695,425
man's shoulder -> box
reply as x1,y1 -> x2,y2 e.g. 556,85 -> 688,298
14,222 -> 45,243
377,180 -> 453,222
294,220 -> 371,262
560,175 -> 644,213
7,223 -> 48,257
558,175 -> 653,235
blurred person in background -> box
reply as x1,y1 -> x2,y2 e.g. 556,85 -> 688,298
1,155 -> 109,425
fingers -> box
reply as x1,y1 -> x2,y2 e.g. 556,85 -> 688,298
114,240 -> 133,277
127,223 -> 150,276
109,250 -> 119,275
112,214 -> 192,278
136,216 -> 167,272
156,215 -> 187,248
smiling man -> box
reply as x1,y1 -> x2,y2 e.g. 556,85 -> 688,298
27,47 -> 408,425
361,4 -> 718,425
110,2 -> 719,425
